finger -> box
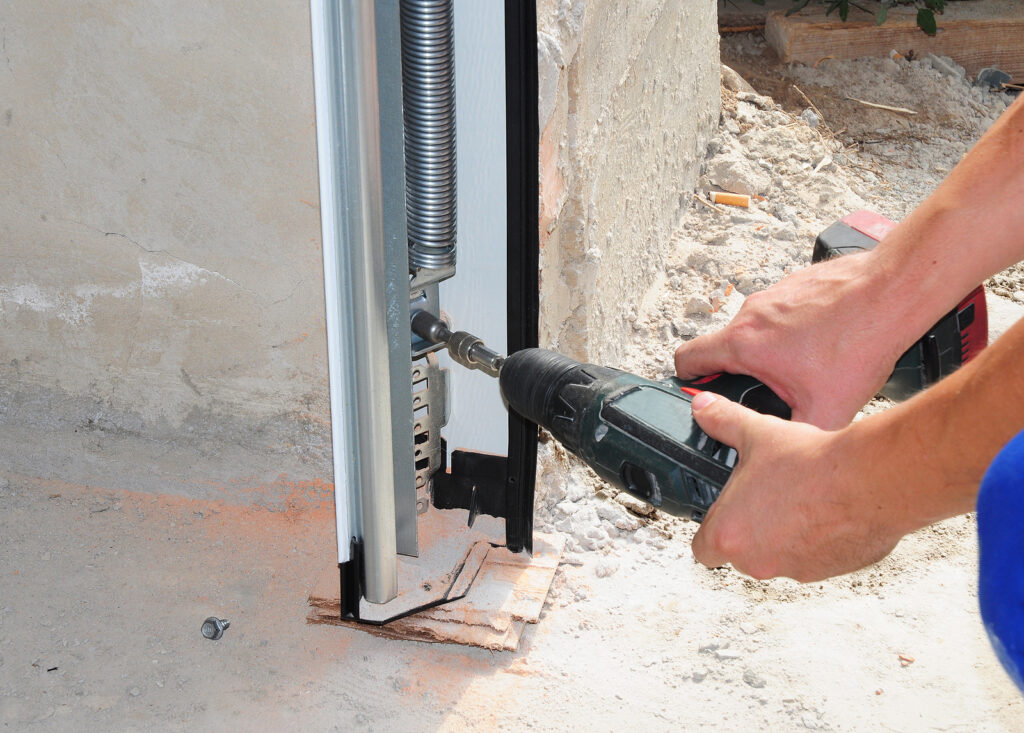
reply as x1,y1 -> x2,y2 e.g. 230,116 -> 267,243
691,507 -> 729,569
689,391 -> 761,451
673,331 -> 737,380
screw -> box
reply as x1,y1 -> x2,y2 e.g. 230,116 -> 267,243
201,617 -> 230,641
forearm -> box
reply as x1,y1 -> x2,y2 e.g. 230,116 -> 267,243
845,314 -> 1024,533
867,95 -> 1024,343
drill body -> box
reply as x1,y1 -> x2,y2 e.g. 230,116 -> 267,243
498,349 -> 790,521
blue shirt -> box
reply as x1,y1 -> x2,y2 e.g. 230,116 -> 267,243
978,427 -> 1024,692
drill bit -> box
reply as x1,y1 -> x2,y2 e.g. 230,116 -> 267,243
411,311 -> 505,378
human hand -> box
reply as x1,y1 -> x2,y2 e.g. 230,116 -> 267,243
688,391 -> 907,582
674,253 -> 915,430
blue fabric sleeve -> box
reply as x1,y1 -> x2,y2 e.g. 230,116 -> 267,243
977,427 -> 1024,692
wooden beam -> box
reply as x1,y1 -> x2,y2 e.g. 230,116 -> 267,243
766,5 -> 1024,80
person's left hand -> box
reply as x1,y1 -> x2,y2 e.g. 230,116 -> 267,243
689,391 -> 907,582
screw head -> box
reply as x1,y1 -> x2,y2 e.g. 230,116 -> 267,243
201,617 -> 230,641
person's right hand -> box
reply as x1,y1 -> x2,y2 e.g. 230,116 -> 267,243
674,251 -> 916,430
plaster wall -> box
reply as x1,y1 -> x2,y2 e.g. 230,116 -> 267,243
537,0 -> 720,364
0,2 -> 330,501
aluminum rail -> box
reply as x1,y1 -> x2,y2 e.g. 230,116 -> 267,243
310,0 -> 398,603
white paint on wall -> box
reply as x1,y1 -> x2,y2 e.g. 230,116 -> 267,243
139,259 -> 209,296
0,284 -> 58,314
0,256 -> 222,326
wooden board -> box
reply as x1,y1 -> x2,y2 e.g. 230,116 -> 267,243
308,532 -> 565,651
765,5 -> 1024,80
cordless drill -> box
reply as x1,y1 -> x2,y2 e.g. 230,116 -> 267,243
412,311 -> 790,521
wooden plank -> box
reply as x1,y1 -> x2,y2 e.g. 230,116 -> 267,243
308,532 -> 565,651
308,604 -> 526,651
766,5 -> 1024,80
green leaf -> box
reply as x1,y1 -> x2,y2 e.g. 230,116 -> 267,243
750,0 -> 765,5
825,0 -> 842,15
839,2 -> 849,22
917,8 -> 937,36
876,5 -> 888,25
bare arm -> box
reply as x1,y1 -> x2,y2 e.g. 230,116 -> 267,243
689,313 -> 1024,582
674,95 -> 1024,429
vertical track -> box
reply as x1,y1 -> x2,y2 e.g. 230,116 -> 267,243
310,0 -> 399,604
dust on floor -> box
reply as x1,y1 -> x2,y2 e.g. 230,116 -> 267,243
3,35 -> 1024,731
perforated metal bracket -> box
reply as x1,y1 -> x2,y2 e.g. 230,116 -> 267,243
411,353 -> 449,514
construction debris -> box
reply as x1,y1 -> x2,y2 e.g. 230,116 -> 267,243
845,97 -> 918,115
709,191 -> 750,208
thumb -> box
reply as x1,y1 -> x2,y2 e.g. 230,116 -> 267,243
689,391 -> 760,453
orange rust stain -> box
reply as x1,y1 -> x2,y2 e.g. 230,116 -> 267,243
7,473 -> 336,520
278,332 -> 311,349
295,411 -> 332,430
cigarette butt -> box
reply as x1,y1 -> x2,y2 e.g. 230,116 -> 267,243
709,191 -> 750,208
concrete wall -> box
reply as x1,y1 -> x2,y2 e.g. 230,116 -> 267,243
537,0 -> 720,364
0,2 -> 330,502
0,1 -> 719,503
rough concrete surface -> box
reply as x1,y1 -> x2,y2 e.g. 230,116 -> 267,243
0,3 -> 330,502
537,0 -> 720,364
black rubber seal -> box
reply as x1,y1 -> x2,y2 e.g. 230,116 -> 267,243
503,0 -> 540,554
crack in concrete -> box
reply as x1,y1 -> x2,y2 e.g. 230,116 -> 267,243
271,277 -> 306,306
2,25 -> 11,74
101,231 -> 266,304
179,368 -> 202,397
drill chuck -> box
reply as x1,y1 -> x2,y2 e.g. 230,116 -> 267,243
499,349 -> 623,453
410,310 -> 504,377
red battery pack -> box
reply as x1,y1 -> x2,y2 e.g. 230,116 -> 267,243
814,210 -> 988,401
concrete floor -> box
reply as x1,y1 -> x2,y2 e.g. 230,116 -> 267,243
3,466 -> 1023,731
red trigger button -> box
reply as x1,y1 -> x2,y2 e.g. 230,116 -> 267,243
680,387 -> 702,396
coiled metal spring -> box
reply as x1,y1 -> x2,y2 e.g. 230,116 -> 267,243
400,0 -> 457,271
